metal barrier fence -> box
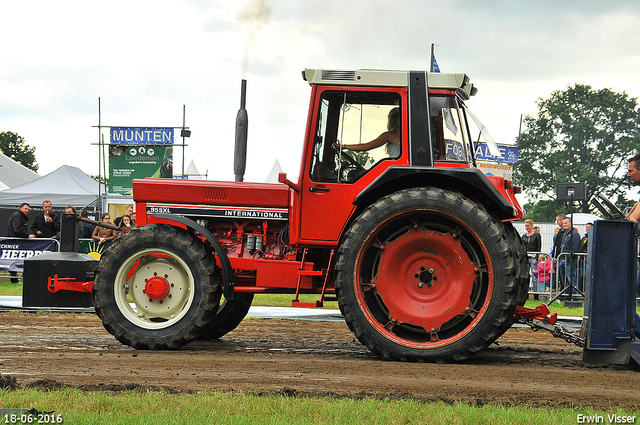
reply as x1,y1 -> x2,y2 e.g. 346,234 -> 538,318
525,251 -> 588,300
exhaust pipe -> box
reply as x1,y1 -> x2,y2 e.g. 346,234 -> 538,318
234,79 -> 248,182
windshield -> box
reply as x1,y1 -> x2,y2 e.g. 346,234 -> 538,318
430,95 -> 470,162
463,106 -> 501,157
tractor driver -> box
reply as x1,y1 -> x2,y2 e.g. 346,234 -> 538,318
337,107 -> 401,159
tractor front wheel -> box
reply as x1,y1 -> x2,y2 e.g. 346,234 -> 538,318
93,224 -> 221,349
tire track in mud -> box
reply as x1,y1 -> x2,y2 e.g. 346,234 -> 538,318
0,312 -> 639,410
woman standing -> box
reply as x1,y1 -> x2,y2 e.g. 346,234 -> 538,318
522,219 -> 542,299
91,213 -> 118,246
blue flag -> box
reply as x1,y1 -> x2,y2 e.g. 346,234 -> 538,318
432,56 -> 440,73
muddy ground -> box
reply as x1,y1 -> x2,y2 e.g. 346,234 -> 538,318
0,312 -> 639,410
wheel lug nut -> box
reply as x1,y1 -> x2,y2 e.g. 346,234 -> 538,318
428,268 -> 435,274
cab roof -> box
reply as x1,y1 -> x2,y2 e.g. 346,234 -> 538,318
302,68 -> 476,99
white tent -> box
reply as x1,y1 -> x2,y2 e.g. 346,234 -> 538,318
0,151 -> 40,188
567,213 -> 602,225
0,165 -> 106,208
185,160 -> 203,180
265,159 -> 283,183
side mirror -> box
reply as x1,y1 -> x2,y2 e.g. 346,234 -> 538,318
278,172 -> 299,193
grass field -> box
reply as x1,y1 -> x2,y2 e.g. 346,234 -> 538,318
0,388 -> 634,425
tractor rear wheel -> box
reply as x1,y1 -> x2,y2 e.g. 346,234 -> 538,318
335,188 -> 517,362
93,224 -> 221,349
200,293 -> 255,340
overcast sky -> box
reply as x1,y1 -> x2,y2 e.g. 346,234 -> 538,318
1,0 -> 639,185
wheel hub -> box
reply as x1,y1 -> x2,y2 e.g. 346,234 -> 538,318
370,226 -> 479,332
144,276 -> 170,300
416,267 -> 435,288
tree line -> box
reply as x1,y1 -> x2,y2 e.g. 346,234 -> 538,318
515,84 -> 640,221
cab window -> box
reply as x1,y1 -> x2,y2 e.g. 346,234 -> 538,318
310,91 -> 401,183
430,95 -> 471,163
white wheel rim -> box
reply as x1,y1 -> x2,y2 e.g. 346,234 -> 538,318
114,248 -> 195,330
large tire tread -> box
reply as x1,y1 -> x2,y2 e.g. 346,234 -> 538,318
335,188 -> 517,362
93,224 -> 221,350
200,293 -> 255,340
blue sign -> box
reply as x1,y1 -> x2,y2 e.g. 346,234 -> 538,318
110,128 -> 174,145
473,142 -> 518,164
0,239 -> 57,272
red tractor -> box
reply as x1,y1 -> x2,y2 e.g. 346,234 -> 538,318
92,68 -> 528,362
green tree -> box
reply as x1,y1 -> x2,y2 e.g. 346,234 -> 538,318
0,131 -> 38,172
515,84 -> 640,221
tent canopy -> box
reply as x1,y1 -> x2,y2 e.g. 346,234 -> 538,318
0,151 -> 40,188
0,165 -> 106,208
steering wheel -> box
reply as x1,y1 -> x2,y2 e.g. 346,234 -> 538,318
332,143 -> 365,171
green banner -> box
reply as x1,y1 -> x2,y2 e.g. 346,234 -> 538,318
109,145 -> 173,194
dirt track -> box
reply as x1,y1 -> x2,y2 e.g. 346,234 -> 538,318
0,311 -> 639,410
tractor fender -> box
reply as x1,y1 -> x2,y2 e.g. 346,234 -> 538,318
353,165 -> 516,220
152,213 -> 235,300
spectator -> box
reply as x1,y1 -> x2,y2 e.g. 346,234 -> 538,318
5,202 -> 35,283
551,214 -> 566,258
30,200 -> 60,238
6,203 -> 35,239
522,219 -> 542,299
578,222 -> 592,292
558,217 -> 580,297
579,222 -> 591,254
114,206 -> 134,227
120,215 -> 133,233
91,213 -> 118,246
79,210 -> 96,239
536,253 -> 552,301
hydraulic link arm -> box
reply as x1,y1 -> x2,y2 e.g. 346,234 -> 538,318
513,304 -> 585,347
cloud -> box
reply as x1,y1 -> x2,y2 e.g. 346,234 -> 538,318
0,0 -> 638,183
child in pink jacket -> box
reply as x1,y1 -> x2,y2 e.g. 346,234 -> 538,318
536,253 -> 552,294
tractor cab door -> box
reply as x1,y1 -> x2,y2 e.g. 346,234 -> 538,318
297,87 -> 406,244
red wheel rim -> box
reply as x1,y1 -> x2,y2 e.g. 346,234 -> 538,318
372,226 -> 479,332
354,212 -> 493,347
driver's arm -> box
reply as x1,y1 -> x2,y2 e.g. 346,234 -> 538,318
342,131 -> 391,152
627,201 -> 640,222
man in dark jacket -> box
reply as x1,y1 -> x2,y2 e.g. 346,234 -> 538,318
6,203 -> 35,239
558,217 -> 580,296
5,202 -> 35,282
30,200 -> 60,238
